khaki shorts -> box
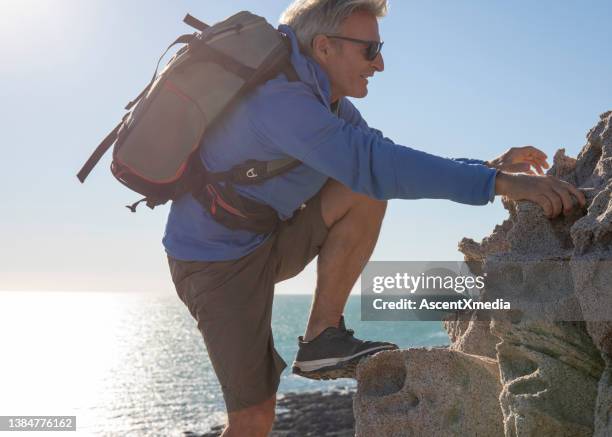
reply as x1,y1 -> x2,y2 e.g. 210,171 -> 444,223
167,192 -> 328,412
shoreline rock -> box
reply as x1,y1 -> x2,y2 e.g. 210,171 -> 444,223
196,389 -> 355,437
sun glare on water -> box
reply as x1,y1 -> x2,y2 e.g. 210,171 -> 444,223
0,292 -> 135,434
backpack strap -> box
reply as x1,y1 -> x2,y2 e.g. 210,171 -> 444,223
125,33 -> 196,111
186,155 -> 299,233
183,14 -> 209,32
207,158 -> 301,185
77,120 -> 123,183
189,41 -> 257,81
192,181 -> 281,233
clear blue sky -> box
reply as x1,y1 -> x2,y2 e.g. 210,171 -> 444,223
1,0 -> 610,293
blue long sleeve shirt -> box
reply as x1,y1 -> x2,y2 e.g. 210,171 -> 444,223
162,25 -> 497,261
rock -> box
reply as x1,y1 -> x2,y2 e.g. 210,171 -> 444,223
449,213 -> 513,360
458,219 -> 513,265
484,112 -> 611,436
548,148 -> 578,181
505,201 -> 579,257
198,390 -> 355,437
354,349 -> 503,436
594,355 -> 612,437
355,111 -> 612,437
569,111 -> 612,437
492,319 -> 603,436
443,311 -> 498,359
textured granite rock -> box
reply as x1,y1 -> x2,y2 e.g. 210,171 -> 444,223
443,311 -> 498,359
354,349 -> 503,437
568,111 -> 612,437
464,111 -> 611,437
492,319 -> 603,437
356,112 -> 612,437
594,355 -> 612,437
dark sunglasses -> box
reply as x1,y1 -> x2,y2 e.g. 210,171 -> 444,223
325,35 -> 384,61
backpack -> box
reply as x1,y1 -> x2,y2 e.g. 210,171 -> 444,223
77,11 -> 300,234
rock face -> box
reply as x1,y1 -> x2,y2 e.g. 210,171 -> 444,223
493,320 -> 603,437
355,349 -> 503,437
355,112 -> 612,436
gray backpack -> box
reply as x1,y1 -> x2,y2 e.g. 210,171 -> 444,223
77,12 -> 299,233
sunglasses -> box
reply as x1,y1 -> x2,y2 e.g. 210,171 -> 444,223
325,35 -> 384,61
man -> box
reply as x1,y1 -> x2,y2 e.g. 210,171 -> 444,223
163,1 -> 585,435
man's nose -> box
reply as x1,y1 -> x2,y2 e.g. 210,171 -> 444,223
372,52 -> 384,72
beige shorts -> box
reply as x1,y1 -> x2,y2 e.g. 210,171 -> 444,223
167,192 -> 328,411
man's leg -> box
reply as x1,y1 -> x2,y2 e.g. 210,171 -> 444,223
167,239 -> 286,436
304,179 -> 387,341
221,394 -> 276,437
289,179 -> 397,379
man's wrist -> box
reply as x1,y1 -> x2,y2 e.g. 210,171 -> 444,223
494,171 -> 510,195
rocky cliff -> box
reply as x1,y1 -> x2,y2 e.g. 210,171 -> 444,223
355,111 -> 612,436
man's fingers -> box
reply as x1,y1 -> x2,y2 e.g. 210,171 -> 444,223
511,152 -> 547,174
507,172 -> 585,219
535,193 -> 553,218
548,190 -> 563,217
551,184 -> 576,214
535,164 -> 544,175
569,183 -> 587,207
524,145 -> 548,163
531,157 -> 549,170
506,162 -> 531,173
522,146 -> 550,170
530,161 -> 545,175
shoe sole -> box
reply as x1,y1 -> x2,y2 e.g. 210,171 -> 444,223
292,346 -> 398,380
292,355 -> 361,380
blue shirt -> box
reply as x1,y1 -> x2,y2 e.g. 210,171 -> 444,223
163,25 -> 497,261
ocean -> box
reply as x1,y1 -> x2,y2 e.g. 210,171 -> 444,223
0,291 -> 449,436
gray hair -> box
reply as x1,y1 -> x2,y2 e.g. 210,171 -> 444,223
280,0 -> 388,55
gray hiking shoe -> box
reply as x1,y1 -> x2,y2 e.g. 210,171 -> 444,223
292,316 -> 398,380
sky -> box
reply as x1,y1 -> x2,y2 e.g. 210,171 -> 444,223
0,0 -> 611,294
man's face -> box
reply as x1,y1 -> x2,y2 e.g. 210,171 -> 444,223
314,11 -> 384,102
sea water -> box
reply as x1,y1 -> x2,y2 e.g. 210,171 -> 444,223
0,291 -> 448,436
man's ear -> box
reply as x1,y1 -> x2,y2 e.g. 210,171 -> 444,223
311,34 -> 331,62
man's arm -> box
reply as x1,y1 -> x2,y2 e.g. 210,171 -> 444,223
336,97 -> 586,217
249,83 -> 497,205
250,83 -> 584,216
339,99 -> 491,168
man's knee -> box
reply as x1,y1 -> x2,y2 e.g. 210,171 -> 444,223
320,179 -> 387,228
224,395 -> 276,437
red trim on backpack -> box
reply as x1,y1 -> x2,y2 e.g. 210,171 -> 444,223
114,153 -> 190,184
164,80 -> 192,102
206,184 -> 248,218
112,79 -> 205,185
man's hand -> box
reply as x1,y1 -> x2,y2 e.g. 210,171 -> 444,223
486,145 -> 550,175
495,172 -> 586,218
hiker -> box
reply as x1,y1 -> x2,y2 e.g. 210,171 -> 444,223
162,1 -> 585,435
